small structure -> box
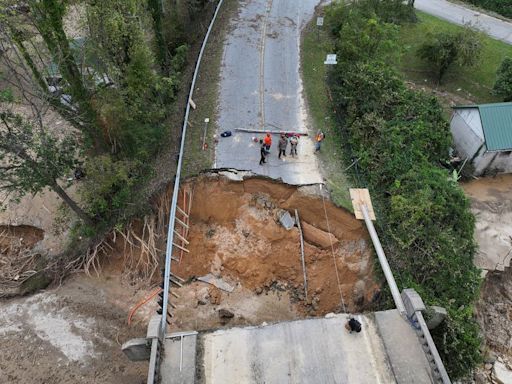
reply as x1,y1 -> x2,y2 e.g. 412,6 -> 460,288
450,102 -> 512,176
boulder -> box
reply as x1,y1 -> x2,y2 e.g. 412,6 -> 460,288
218,308 -> 235,319
301,221 -> 339,249
494,361 -> 512,384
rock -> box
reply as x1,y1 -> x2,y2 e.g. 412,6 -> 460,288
218,308 -> 234,319
198,299 -> 208,305
255,287 -> 263,295
486,363 -> 494,370
301,221 -> 339,249
494,361 -> 512,384
209,287 -> 222,305
475,371 -> 487,384
485,352 -> 498,364
425,306 -> 447,330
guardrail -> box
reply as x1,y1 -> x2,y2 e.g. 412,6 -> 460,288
146,1 -> 225,383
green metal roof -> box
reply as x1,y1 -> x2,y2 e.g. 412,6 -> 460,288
454,102 -> 512,151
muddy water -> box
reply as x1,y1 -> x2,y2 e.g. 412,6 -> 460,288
462,175 -> 512,272
463,175 -> 512,365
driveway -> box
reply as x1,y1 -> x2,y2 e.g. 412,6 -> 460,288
215,0 -> 323,185
415,0 -> 512,44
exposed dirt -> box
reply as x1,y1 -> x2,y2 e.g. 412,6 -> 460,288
0,225 -> 44,249
462,175 -> 512,378
0,173 -> 378,382
167,174 -> 380,331
0,263 -> 153,384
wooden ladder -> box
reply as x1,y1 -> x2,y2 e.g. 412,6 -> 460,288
172,185 -> 193,263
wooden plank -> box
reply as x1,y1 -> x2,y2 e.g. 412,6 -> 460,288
349,188 -> 376,221
173,230 -> 190,245
294,209 -> 308,300
175,217 -> 189,229
173,242 -> 190,253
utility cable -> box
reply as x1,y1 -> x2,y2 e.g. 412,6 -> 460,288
320,184 -> 347,314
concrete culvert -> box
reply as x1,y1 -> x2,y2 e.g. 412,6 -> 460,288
166,172 -> 381,331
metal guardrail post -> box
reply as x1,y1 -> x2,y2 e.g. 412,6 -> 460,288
414,311 -> 452,383
361,204 -> 407,316
146,2 -> 225,383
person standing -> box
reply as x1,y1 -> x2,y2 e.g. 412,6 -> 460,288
259,140 -> 269,165
315,131 -> 325,152
289,135 -> 298,157
263,133 -> 272,150
278,134 -> 288,159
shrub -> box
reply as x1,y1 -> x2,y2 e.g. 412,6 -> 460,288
493,57 -> 512,101
325,1 -> 482,377
417,27 -> 482,84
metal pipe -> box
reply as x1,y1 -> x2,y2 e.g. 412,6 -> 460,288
361,204 -> 407,316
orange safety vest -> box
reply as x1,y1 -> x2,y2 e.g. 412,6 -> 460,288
264,135 -> 272,146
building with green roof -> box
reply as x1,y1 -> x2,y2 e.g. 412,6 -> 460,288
451,102 -> 512,176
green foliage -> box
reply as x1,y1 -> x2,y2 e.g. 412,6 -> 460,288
0,111 -> 78,197
417,26 -> 483,83
79,155 -> 149,224
86,0 -> 185,159
0,88 -> 14,102
326,2 -> 401,65
493,57 -> 512,101
464,0 -> 512,18
325,1 -> 481,377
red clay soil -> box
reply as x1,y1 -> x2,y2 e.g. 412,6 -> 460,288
0,225 -> 44,250
172,174 -> 380,316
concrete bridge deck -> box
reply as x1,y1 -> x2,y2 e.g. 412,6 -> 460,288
161,311 -> 434,384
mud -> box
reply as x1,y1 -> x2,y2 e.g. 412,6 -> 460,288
0,265 -> 152,384
462,175 -> 512,368
167,174 -> 379,331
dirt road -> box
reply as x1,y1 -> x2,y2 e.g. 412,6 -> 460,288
215,0 -> 323,185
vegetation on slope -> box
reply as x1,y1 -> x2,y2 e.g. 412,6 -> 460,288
321,0 -> 482,377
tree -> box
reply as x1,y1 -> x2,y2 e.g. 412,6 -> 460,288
0,110 -> 94,225
417,27 -> 482,84
493,57 -> 512,102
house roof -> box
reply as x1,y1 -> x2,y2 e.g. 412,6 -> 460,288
454,102 -> 512,151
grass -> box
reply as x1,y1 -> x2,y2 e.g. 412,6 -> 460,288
301,21 -> 353,210
398,11 -> 512,104
182,0 -> 238,178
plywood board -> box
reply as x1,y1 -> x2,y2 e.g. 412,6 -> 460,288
349,188 -> 376,221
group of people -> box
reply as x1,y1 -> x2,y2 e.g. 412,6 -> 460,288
259,130 -> 325,165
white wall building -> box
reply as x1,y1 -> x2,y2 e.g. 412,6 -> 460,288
450,102 -> 512,176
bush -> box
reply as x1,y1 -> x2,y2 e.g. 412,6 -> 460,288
325,1 -> 481,378
417,27 -> 482,84
79,155 -> 150,226
493,57 -> 512,101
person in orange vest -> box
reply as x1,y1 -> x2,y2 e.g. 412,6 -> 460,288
315,130 -> 325,152
263,133 -> 272,150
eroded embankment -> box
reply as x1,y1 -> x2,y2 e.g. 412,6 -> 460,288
165,173 -> 380,330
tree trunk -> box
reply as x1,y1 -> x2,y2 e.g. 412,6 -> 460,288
50,182 -> 94,226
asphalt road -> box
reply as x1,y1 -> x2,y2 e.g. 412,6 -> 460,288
216,0 -> 323,185
415,0 -> 512,44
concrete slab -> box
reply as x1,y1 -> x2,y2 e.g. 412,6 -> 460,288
199,314 -> 397,384
374,310 -> 433,384
160,332 -> 198,384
